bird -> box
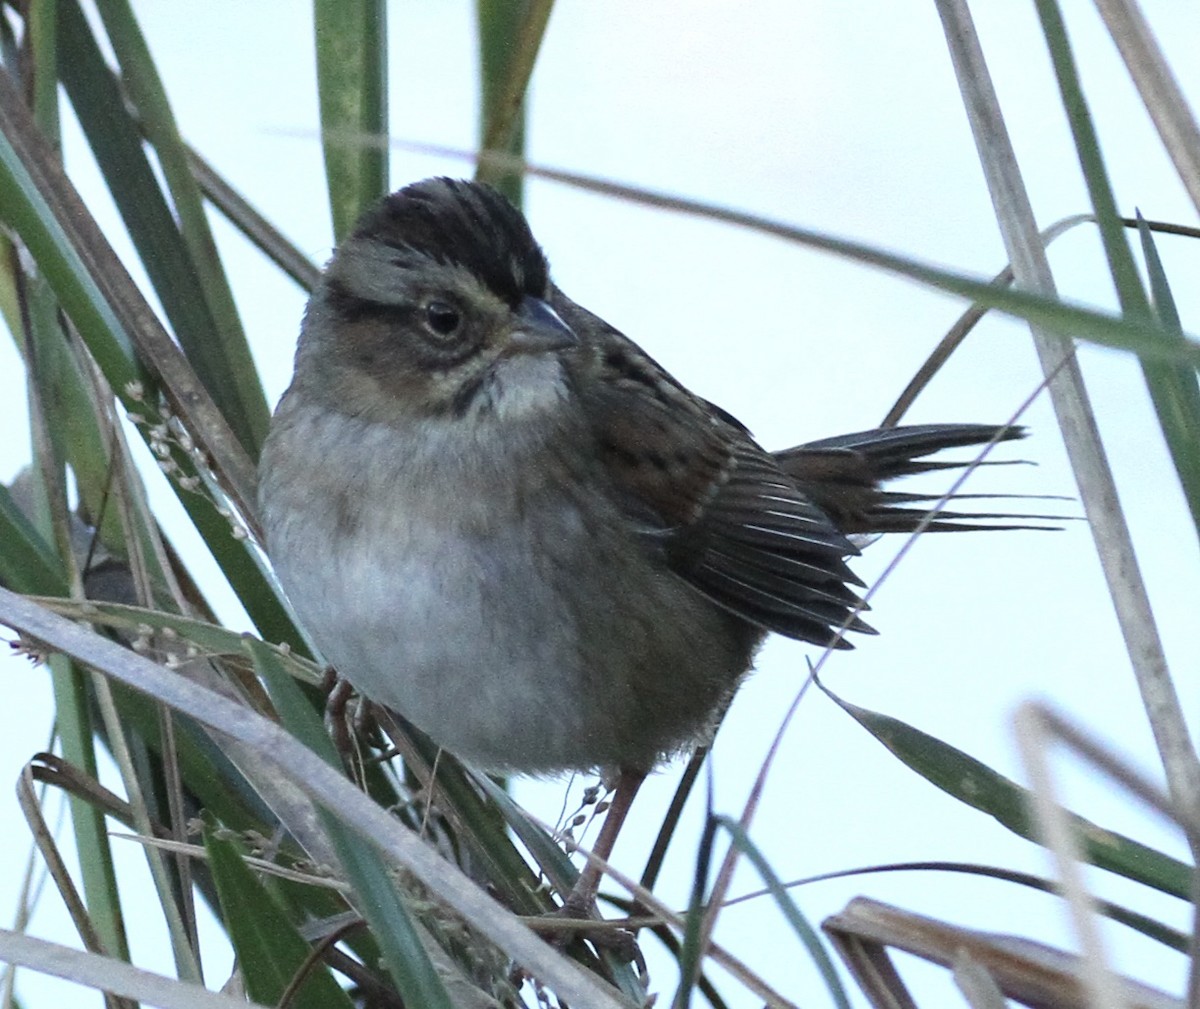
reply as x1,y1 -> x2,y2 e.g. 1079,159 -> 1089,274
258,176 -> 1026,933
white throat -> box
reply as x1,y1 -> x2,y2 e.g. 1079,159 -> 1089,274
477,353 -> 569,421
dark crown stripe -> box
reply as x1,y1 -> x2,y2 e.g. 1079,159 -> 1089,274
358,178 -> 550,308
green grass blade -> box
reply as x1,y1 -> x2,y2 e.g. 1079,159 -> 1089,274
673,813 -> 716,1009
0,483 -> 65,595
713,816 -> 852,1009
469,160 -> 1200,367
105,680 -> 281,835
314,0 -> 388,240
476,0 -> 554,202
321,827 -> 456,1009
22,286 -> 128,553
0,69 -> 260,516
244,637 -> 455,1009
204,827 -> 355,1009
1135,213 -> 1200,535
821,683 -> 1192,900
0,84 -> 142,391
26,0 -> 58,137
1028,4 -> 1200,535
1035,0 -> 1151,322
0,236 -> 19,335
0,70 -> 301,645
393,736 -> 552,916
95,0 -> 271,457
56,0 -> 264,458
1034,0 -> 1200,863
474,774 -> 578,899
46,655 -> 132,965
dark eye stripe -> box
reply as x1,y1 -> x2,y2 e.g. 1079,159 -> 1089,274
323,279 -> 481,370
323,277 -> 416,327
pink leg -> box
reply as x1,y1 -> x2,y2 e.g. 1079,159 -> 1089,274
562,767 -> 646,918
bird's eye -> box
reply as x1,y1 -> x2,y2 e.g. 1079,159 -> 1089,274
424,301 -> 461,337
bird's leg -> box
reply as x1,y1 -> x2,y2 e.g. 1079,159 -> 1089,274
323,670 -> 384,786
560,766 -> 645,920
529,767 -> 647,966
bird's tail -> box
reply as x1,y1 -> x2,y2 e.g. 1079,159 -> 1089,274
773,423 -> 1063,534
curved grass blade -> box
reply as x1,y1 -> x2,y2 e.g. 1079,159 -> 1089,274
821,682 -> 1192,901
732,860 -> 1189,953
711,816 -> 852,1009
386,141 -> 1200,367
882,213 -> 1200,426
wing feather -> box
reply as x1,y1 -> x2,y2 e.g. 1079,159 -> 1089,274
567,320 -> 867,649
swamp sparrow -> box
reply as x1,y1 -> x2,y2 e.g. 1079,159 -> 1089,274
259,177 -> 1024,921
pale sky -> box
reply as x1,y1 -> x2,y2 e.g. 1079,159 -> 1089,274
1,3 -> 1198,1005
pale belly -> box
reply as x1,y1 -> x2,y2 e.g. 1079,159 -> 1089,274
274,497 -> 757,772
260,402 -> 760,774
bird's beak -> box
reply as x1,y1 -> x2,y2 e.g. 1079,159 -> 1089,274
507,296 -> 578,354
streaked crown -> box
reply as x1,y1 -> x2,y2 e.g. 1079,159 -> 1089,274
351,177 -> 550,306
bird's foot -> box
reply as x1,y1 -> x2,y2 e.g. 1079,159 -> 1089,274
529,898 -> 644,968
323,669 -> 388,783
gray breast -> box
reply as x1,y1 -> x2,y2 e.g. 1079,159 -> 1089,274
261,399 -> 761,774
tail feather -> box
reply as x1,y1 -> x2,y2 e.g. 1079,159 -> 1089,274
773,423 -> 1060,534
